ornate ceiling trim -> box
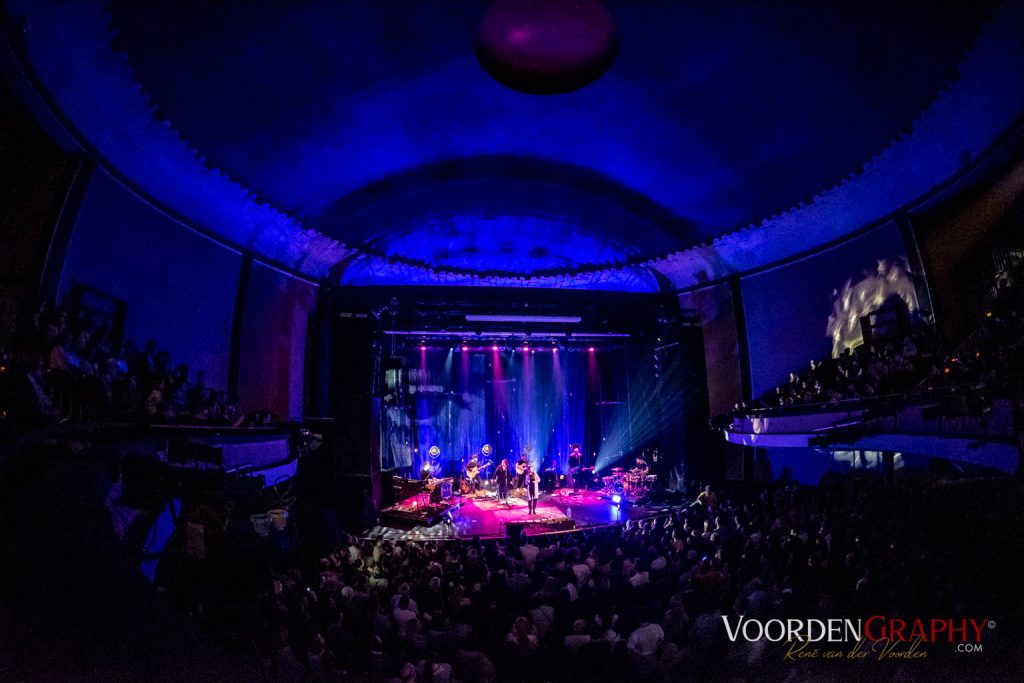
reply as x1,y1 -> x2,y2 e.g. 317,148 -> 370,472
5,0 -> 1024,291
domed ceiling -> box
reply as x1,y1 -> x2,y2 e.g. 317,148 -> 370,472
4,0 -> 1024,290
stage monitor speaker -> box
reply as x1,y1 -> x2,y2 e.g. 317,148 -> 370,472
297,414 -> 383,532
296,417 -> 338,504
674,325 -> 722,484
331,315 -> 381,480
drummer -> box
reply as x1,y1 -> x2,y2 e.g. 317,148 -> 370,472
634,456 -> 650,476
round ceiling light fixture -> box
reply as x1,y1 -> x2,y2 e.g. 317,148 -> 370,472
477,0 -> 618,95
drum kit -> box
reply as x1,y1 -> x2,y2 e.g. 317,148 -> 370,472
601,462 -> 656,501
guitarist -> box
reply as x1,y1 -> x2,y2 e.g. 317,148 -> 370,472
515,450 -> 530,492
465,455 -> 491,494
465,455 -> 481,494
568,443 -> 584,493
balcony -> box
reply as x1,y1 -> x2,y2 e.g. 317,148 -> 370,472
721,391 -> 1020,474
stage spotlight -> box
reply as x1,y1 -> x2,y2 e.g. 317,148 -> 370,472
588,346 -> 595,352
523,344 -> 529,352
492,345 -> 499,351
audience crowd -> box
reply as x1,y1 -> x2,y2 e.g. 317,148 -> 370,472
248,473 -> 1002,683
4,257 -> 1021,682
1,300 -> 249,433
756,326 -> 940,409
919,255 -> 1024,398
750,252 -> 1024,411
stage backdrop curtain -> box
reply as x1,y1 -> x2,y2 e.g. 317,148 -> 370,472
387,349 -> 605,478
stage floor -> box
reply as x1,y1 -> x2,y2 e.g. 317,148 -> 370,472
365,489 -> 663,541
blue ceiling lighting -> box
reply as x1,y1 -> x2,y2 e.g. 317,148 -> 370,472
3,0 -> 1023,289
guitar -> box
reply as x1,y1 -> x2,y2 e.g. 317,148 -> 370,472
465,459 -> 492,479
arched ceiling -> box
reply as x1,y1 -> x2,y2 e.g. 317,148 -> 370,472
4,0 -> 1024,289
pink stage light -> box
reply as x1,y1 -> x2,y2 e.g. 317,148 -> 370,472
492,345 -> 499,351
588,346 -> 595,352
522,345 -> 530,352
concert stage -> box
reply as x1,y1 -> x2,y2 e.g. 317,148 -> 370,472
366,488 -> 666,541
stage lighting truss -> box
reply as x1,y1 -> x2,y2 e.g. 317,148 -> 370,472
385,329 -> 630,351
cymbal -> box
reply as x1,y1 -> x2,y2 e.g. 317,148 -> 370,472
611,467 -> 624,473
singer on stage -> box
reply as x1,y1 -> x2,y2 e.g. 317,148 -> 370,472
495,459 -> 511,503
525,465 -> 540,514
